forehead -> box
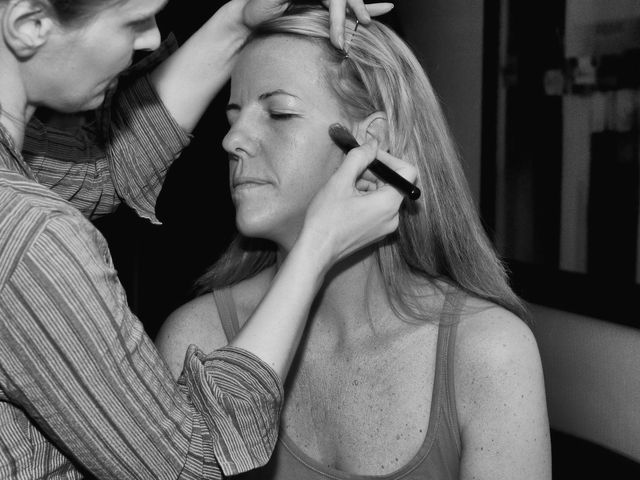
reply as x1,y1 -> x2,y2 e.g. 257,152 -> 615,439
231,36 -> 336,102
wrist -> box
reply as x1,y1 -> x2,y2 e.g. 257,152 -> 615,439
289,227 -> 335,282
215,0 -> 252,37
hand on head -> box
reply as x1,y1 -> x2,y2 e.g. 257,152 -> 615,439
320,0 -> 394,49
301,138 -> 417,265
242,0 -> 394,49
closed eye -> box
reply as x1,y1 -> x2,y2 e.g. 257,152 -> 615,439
269,112 -> 297,120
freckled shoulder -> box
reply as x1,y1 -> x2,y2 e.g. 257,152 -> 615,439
452,297 -> 542,428
452,302 -> 551,478
155,293 -> 227,379
155,266 -> 277,379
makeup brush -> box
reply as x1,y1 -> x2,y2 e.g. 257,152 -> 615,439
328,123 -> 420,200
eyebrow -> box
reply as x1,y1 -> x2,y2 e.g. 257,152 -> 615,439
258,89 -> 299,101
226,90 -> 300,112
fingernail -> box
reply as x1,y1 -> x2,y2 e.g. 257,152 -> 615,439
338,33 -> 344,50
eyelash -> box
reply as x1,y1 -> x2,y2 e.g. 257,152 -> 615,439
270,113 -> 296,120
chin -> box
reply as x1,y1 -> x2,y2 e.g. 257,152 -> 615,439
236,217 -> 275,241
235,212 -> 296,247
80,92 -> 107,111
52,94 -> 106,114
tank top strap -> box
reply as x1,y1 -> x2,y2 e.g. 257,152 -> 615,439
212,287 -> 241,342
433,289 -> 465,456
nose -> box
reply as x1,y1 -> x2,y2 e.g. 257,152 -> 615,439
222,116 -> 257,159
134,17 -> 162,52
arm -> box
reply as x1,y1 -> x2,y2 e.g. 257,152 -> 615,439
23,37 -> 190,222
0,209 -> 280,479
456,306 -> 552,479
22,114 -> 121,219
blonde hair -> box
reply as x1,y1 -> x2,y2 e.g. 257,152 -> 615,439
196,6 -> 528,321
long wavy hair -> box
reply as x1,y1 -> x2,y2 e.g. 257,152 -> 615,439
196,6 -> 528,321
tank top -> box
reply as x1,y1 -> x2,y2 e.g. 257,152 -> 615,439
212,288 -> 463,480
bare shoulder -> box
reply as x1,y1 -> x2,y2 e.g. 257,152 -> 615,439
155,293 -> 226,379
455,297 -> 538,371
453,297 -> 551,479
454,298 -> 542,408
155,267 -> 276,379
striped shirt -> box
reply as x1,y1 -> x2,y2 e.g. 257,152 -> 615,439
22,36 -> 183,223
0,47 -> 283,479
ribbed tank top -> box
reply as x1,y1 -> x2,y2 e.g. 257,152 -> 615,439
212,288 -> 462,480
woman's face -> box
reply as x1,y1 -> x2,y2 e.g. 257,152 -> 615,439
224,35 -> 348,248
27,0 -> 165,112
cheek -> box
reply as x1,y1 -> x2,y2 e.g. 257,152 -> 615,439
88,30 -> 132,70
276,136 -> 341,191
286,167 -> 334,202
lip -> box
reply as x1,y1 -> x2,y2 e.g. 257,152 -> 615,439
232,178 -> 272,190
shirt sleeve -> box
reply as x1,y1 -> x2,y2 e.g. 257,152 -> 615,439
102,72 -> 192,224
22,117 -> 120,219
22,36 -> 191,224
0,209 -> 282,479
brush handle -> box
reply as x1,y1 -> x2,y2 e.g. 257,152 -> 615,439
368,158 -> 421,200
328,123 -> 421,201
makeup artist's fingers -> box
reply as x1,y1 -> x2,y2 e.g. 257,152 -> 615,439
360,2 -> 394,17
326,0 -> 348,49
336,138 -> 379,185
355,166 -> 383,192
321,0 -> 394,19
359,168 -> 378,183
242,0 -> 289,28
303,146 -> 398,261
322,1 -> 394,49
355,178 -> 378,192
344,0 -> 371,23
353,149 -> 416,193
375,149 -> 418,184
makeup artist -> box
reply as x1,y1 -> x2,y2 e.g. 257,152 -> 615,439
158,6 -> 551,480
0,0 -> 414,478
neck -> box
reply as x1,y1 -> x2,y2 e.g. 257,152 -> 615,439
277,243 -> 393,350
0,52 -> 34,151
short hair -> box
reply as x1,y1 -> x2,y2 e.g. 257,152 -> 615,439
13,0 -> 127,25
197,5 -> 527,321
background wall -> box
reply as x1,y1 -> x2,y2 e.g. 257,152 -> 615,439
396,0 -> 484,204
396,0 -> 619,380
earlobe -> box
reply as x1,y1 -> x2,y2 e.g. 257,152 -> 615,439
355,112 -> 389,151
2,0 -> 54,59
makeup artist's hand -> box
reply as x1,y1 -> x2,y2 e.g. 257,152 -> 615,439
242,1 -> 394,49
300,139 -> 417,266
321,0 -> 394,49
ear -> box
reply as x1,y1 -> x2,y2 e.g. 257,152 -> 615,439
354,111 -> 389,151
2,0 -> 55,59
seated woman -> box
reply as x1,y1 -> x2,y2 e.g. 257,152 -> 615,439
157,6 -> 551,479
